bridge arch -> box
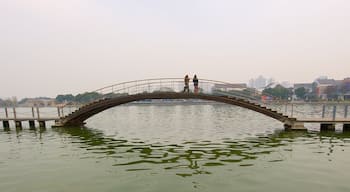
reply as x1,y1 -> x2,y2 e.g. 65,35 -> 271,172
56,92 -> 294,127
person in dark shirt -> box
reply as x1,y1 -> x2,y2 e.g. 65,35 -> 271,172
193,75 -> 199,94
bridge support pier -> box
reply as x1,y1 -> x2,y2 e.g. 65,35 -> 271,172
52,119 -> 64,128
39,121 -> 46,128
284,122 -> 306,131
29,120 -> 35,129
320,123 -> 335,132
3,121 -> 10,129
15,121 -> 22,129
343,124 -> 350,132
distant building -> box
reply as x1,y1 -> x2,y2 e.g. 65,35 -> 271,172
249,75 -> 273,89
255,76 -> 267,89
314,78 -> 337,100
341,78 -> 350,100
293,83 -> 313,100
342,78 -> 350,92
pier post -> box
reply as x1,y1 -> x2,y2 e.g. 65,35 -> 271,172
13,107 -> 17,120
29,120 -> 35,129
320,123 -> 335,132
36,107 -> 40,119
5,107 -> 8,118
3,121 -> 10,129
15,121 -> 22,129
343,124 -> 350,132
322,105 -> 326,118
284,103 -> 287,114
39,121 -> 46,128
57,107 -> 61,118
284,122 -> 306,131
332,105 -> 337,121
32,107 -> 35,118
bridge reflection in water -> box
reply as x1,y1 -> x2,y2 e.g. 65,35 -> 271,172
50,127 -> 350,177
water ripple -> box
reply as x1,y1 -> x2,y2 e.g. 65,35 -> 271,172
12,127 -> 339,178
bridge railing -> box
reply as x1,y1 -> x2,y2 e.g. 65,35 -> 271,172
90,78 -> 260,101
63,78 -> 301,118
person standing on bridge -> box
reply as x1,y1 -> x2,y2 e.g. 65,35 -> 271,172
193,75 -> 199,94
183,75 -> 190,93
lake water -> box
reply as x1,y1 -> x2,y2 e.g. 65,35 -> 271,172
1,104 -> 350,192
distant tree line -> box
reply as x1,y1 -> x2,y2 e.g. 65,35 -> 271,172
55,92 -> 129,104
56,92 -> 103,104
262,84 -> 293,100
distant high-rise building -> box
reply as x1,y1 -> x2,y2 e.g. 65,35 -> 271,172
248,75 -> 268,89
248,78 -> 255,88
255,75 -> 267,89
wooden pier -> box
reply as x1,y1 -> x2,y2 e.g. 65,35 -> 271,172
1,102 -> 350,132
0,107 -> 61,129
296,119 -> 350,132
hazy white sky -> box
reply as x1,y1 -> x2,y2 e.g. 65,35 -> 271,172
1,0 -> 349,98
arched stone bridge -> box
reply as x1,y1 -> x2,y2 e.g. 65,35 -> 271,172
54,78 -> 301,129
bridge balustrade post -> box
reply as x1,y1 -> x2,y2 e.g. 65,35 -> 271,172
322,105 -> 326,118
332,105 -> 337,121
345,105 -> 348,118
